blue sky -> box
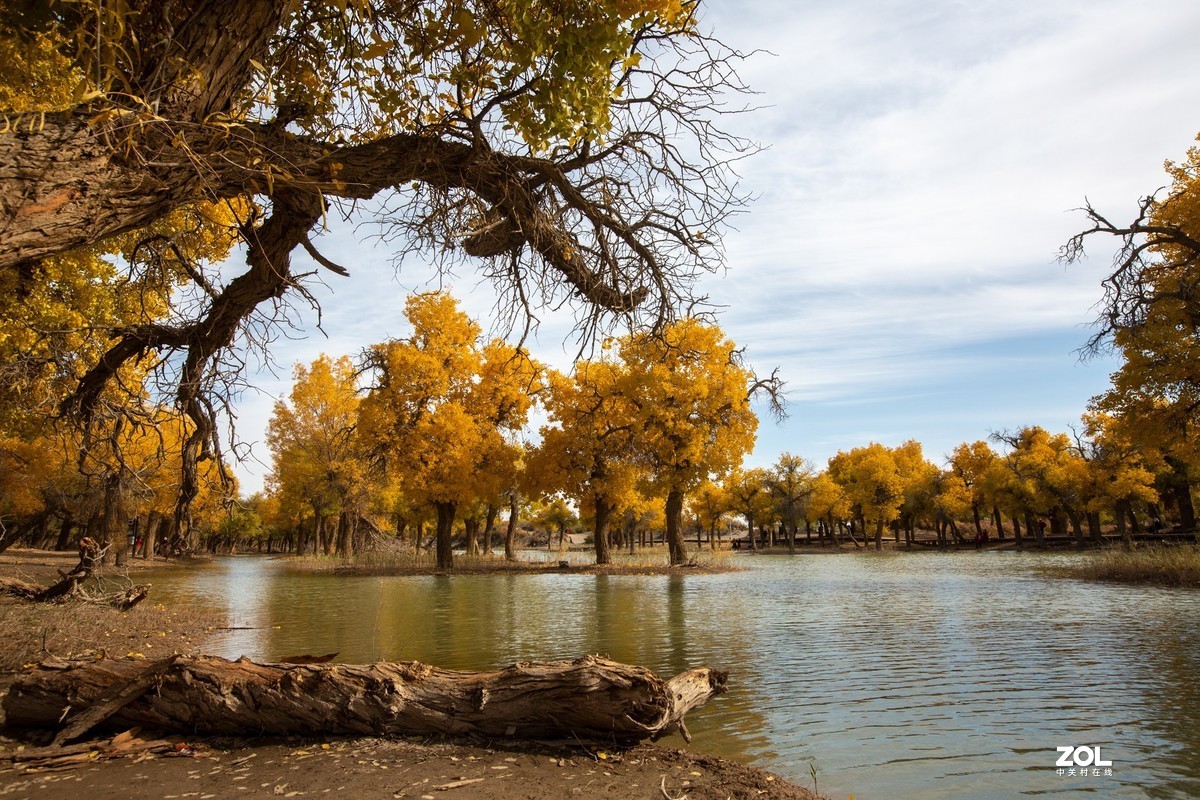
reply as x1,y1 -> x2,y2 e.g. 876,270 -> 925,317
227,0 -> 1200,493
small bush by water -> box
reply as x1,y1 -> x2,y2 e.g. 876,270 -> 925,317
1053,544 -> 1200,587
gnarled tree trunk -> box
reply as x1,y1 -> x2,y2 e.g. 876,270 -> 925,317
4,655 -> 726,746
504,492 -> 519,561
434,501 -> 457,570
593,493 -> 612,566
665,488 -> 687,566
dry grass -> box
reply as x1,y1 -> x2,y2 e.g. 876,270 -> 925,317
284,545 -> 736,576
0,598 -> 224,676
0,549 -> 226,680
1052,544 -> 1200,588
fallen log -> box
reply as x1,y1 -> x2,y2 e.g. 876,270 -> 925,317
103,584 -> 151,611
4,654 -> 726,744
0,538 -> 103,603
0,538 -> 149,610
0,576 -> 46,600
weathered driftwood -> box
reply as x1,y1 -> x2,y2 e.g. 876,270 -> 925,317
0,577 -> 47,600
0,727 -> 191,773
4,654 -> 727,745
0,538 -> 150,611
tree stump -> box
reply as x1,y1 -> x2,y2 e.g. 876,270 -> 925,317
4,654 -> 727,745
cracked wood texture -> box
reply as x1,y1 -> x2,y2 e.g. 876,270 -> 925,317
3,654 -> 726,743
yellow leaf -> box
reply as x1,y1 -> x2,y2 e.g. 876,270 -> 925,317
361,42 -> 393,60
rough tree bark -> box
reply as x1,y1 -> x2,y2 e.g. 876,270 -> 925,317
4,654 -> 726,745
665,488 -> 687,566
593,492 -> 612,566
504,491 -> 519,562
434,500 -> 457,570
1166,456 -> 1197,532
482,504 -> 498,553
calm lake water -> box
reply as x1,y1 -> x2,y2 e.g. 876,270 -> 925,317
146,552 -> 1200,800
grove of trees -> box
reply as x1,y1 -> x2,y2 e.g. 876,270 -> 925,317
261,294 -> 772,568
234,284 -> 1198,563
0,0 -> 758,562
4,2 -> 1200,568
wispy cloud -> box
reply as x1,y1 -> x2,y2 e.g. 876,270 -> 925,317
685,0 -> 1199,469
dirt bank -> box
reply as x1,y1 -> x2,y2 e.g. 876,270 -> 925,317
0,735 -> 822,799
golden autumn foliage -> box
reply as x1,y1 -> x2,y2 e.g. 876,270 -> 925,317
4,0 -> 694,147
984,425 -> 1157,542
0,201 -> 245,553
249,292 -> 1187,561
689,480 -> 728,544
724,466 -> 772,549
357,293 -> 541,568
0,24 -> 79,113
806,472 -> 849,531
1063,131 -> 1200,534
0,13 -> 255,552
948,440 -> 997,529
827,443 -> 903,550
533,360 -> 642,564
199,0 -> 697,149
1,0 -> 756,557
616,319 -> 759,565
0,404 -> 230,556
930,471 -> 973,530
266,354 -> 366,557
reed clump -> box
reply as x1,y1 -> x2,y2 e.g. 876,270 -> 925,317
1058,544 -> 1200,587
285,546 -> 735,576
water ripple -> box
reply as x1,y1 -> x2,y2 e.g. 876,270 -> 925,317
147,552 -> 1200,800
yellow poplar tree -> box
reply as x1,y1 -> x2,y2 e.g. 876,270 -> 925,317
993,427 -> 1092,544
948,440 -> 1000,538
930,470 -> 973,545
888,441 -> 940,546
1,1 -> 756,519
827,443 -> 903,551
1064,133 -> 1200,531
691,480 -> 729,548
724,466 -> 772,550
0,29 -> 250,551
357,294 -> 539,569
807,472 -> 850,543
768,453 -> 815,552
266,354 -> 365,558
1079,411 -> 1161,542
1091,374 -> 1197,531
617,319 -> 760,566
533,360 -> 641,564
978,457 -> 1030,543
